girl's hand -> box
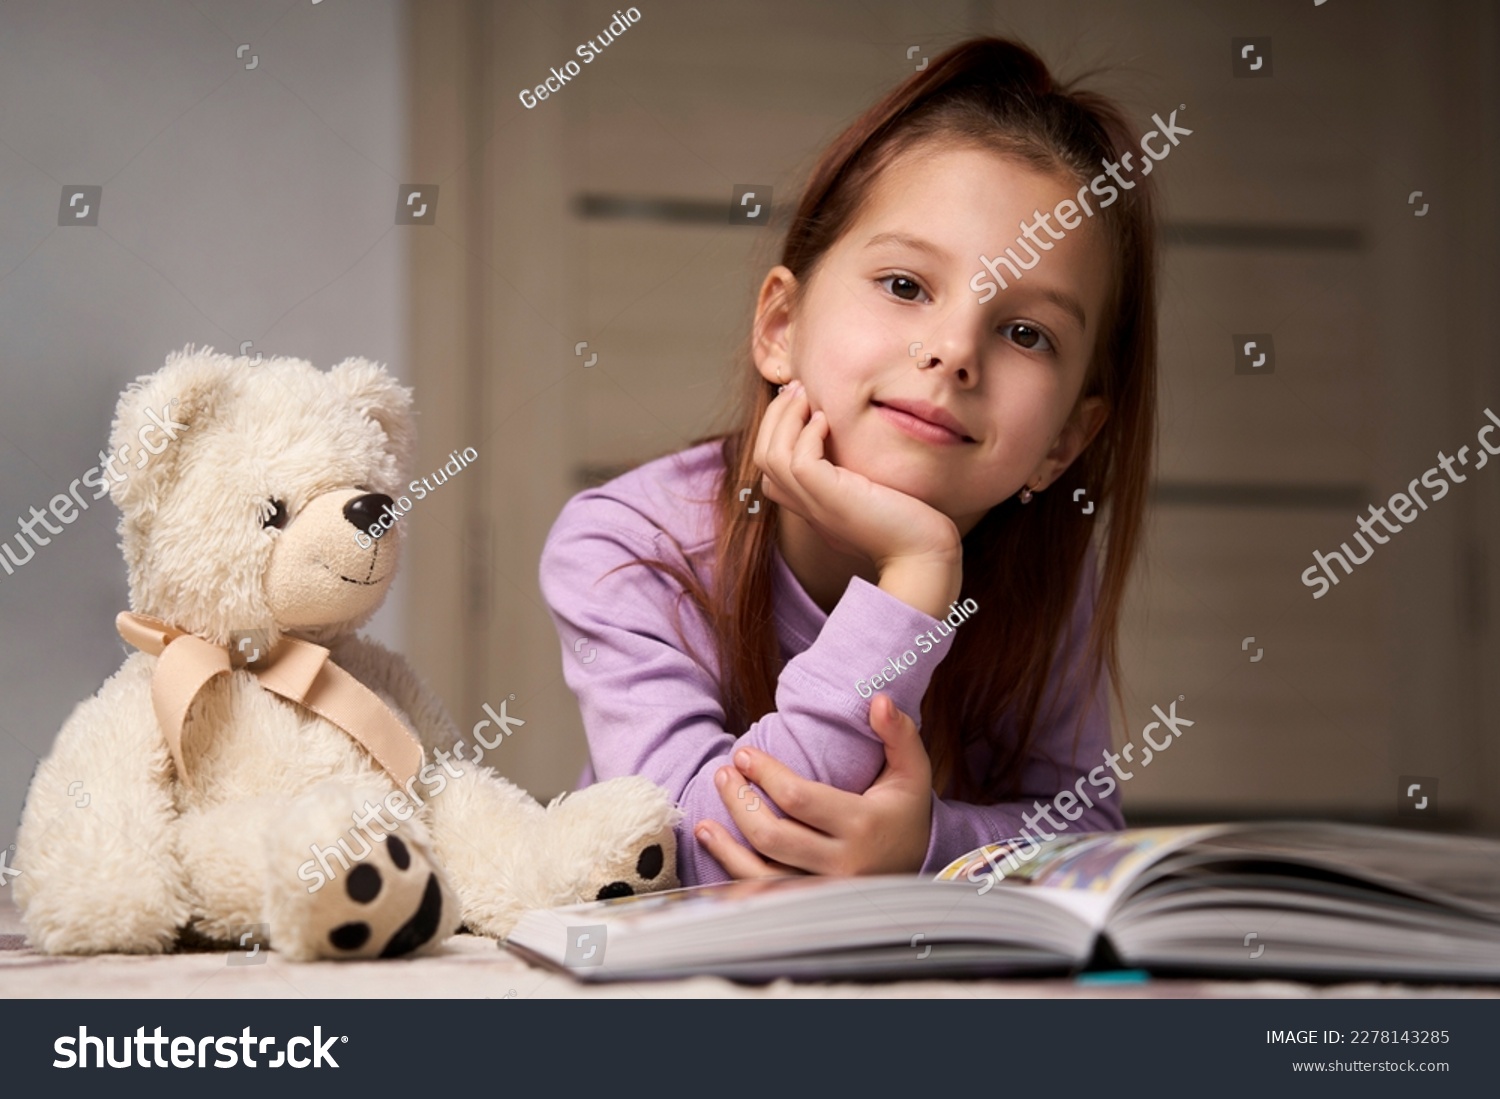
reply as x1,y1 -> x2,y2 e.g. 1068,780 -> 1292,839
755,382 -> 962,613
697,694 -> 933,878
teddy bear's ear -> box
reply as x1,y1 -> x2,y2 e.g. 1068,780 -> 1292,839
327,358 -> 416,474
108,345 -> 231,515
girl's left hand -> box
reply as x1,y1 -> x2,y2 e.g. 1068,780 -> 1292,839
697,694 -> 933,878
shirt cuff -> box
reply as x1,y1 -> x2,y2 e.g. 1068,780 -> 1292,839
779,574 -> 959,727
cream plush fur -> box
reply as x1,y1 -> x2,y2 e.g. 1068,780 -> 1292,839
14,347 -> 680,960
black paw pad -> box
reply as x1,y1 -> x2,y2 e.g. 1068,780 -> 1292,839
330,922 -> 372,951
387,835 -> 411,870
596,881 -> 634,900
636,844 -> 664,880
380,874 -> 444,958
347,863 -> 382,903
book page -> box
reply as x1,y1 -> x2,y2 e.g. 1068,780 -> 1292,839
1186,823 -> 1500,916
936,826 -> 1229,923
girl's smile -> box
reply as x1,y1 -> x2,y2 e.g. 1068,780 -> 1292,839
871,397 -> 976,445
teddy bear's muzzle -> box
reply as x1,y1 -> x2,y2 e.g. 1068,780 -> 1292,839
264,489 -> 400,628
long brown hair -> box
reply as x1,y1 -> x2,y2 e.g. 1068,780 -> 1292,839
616,37 -> 1157,803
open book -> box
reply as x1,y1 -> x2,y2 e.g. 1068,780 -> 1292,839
504,823 -> 1500,982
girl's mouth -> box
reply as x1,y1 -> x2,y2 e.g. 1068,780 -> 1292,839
872,400 -> 975,445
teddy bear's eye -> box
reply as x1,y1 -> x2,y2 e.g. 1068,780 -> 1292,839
263,499 -> 289,530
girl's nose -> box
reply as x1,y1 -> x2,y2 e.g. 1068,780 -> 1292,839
918,352 -> 972,385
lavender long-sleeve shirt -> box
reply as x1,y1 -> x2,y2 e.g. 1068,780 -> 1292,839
538,440 -> 1125,886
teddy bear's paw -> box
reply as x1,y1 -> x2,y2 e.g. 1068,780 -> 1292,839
273,832 -> 460,961
543,775 -> 682,905
578,822 -> 679,904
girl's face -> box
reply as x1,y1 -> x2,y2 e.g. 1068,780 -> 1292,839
753,141 -> 1113,535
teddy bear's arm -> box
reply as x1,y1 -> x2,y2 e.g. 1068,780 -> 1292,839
330,635 -> 580,930
331,634 -> 681,936
14,653 -> 192,954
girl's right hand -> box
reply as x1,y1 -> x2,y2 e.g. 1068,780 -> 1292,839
754,381 -> 963,617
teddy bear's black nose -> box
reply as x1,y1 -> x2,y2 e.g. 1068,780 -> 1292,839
343,493 -> 394,529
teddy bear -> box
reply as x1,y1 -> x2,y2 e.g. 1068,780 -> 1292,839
13,346 -> 680,960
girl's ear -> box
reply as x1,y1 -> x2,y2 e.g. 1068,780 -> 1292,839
750,266 -> 799,385
1067,396 -> 1110,456
1033,396 -> 1109,488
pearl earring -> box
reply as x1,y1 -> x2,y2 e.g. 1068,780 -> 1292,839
1019,483 -> 1036,504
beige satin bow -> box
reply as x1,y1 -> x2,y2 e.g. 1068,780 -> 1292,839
116,611 -> 424,789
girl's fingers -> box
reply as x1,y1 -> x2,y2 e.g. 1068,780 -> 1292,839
732,746 -> 858,835
790,406 -> 829,462
752,381 -> 796,472
756,384 -> 874,557
753,384 -> 813,511
786,410 -> 847,505
769,390 -> 849,526
715,764 -> 840,872
694,820 -> 785,880
764,384 -> 813,484
869,694 -> 932,781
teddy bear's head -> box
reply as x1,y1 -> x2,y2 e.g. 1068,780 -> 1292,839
109,346 -> 417,647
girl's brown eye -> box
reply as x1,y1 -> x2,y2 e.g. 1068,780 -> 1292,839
263,499 -> 289,530
1001,322 -> 1054,353
879,274 -> 925,302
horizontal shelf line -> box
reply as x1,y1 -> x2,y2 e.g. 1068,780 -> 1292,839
1125,807 -> 1477,830
574,195 -> 1366,251
1151,482 -> 1369,509
575,194 -> 740,224
1165,221 -> 1365,251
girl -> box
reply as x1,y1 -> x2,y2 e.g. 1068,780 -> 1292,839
540,37 -> 1156,886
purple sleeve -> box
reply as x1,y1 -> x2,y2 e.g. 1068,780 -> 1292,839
918,555 -> 1126,874
539,492 -> 953,886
